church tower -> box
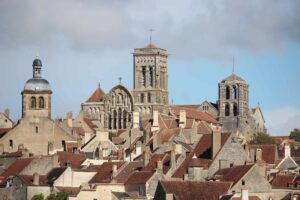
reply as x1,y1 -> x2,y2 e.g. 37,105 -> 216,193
218,74 -> 249,133
22,58 -> 52,118
132,43 -> 169,116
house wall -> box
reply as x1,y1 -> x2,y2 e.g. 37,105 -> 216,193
27,186 -> 51,200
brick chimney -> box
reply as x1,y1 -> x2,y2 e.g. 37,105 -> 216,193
33,173 -> 39,186
157,160 -> 163,174
67,112 -> 73,128
212,130 -> 221,158
170,150 -> 176,170
144,146 -> 150,166
117,149 -> 124,160
112,164 -> 118,179
179,110 -> 186,128
255,148 -> 262,162
151,110 -> 160,132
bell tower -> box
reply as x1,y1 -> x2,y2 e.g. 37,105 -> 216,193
22,58 -> 52,118
132,43 -> 169,116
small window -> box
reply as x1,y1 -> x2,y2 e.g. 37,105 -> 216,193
39,97 -> 45,108
147,93 -> 151,103
9,140 -> 13,148
31,97 -> 36,109
140,93 -> 145,103
35,126 -> 39,133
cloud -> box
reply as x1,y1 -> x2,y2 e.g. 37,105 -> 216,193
265,106 -> 300,136
0,0 -> 299,59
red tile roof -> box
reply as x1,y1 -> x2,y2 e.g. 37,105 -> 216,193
125,171 -> 154,185
222,74 -> 245,82
143,154 -> 171,174
89,162 -> 125,183
271,174 -> 295,188
83,118 -> 98,133
116,161 -> 144,183
86,87 -> 105,102
249,145 -> 278,164
161,128 -> 181,143
0,158 -> 33,185
169,106 -> 219,124
57,151 -> 86,169
144,43 -> 157,48
213,164 -> 254,186
157,181 -> 232,200
73,127 -> 85,136
197,121 -> 212,134
18,175 -> 48,186
0,128 -> 12,136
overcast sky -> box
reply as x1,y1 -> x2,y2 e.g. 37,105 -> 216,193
0,0 -> 299,135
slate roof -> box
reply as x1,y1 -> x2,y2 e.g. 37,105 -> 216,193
86,87 -> 105,102
156,181 -> 232,200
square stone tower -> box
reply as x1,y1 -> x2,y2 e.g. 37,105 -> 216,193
132,43 -> 169,116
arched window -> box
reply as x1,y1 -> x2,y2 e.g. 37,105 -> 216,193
225,103 -> 230,116
226,86 -> 230,100
108,114 -> 112,129
147,93 -> 151,103
31,97 -> 36,109
113,110 -> 117,129
149,67 -> 153,87
233,103 -> 238,116
118,108 -> 122,129
123,110 -> 127,129
35,126 -> 39,133
62,140 -> 66,152
232,86 -> 237,99
39,97 -> 45,108
140,93 -> 145,103
142,66 -> 146,87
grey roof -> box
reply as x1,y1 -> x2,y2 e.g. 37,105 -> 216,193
23,78 -> 52,92
33,58 -> 42,66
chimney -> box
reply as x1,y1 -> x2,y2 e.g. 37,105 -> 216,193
241,188 -> 249,200
255,148 -> 262,162
285,144 -> 291,158
179,110 -> 186,128
52,154 -> 60,168
33,173 -> 39,186
212,131 -> 221,158
153,131 -> 162,150
157,160 -> 163,174
144,146 -> 150,166
151,110 -> 160,132
170,150 -> 176,170
249,148 -> 255,163
67,112 -> 73,128
4,109 -> 10,118
133,111 -> 140,129
136,141 -> 142,156
166,193 -> 174,200
175,144 -> 182,155
184,174 -> 189,181
117,149 -> 124,160
112,164 -> 118,179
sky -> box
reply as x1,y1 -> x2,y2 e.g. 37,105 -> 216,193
0,0 -> 299,135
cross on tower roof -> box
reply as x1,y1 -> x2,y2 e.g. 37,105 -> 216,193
118,77 -> 122,85
149,28 -> 154,44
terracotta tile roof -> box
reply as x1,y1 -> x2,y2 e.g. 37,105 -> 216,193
18,175 -> 48,186
0,158 -> 33,185
172,133 -> 231,179
112,137 -> 125,145
0,128 -> 12,137
158,181 -> 232,200
125,171 -> 154,185
161,128 -> 181,143
143,154 -> 171,174
73,127 -> 85,136
169,105 -> 219,124
144,43 -> 157,48
83,118 -> 98,133
222,74 -> 245,82
57,151 -> 86,169
249,145 -> 277,164
232,196 -> 261,200
213,164 -> 254,186
176,105 -> 200,110
271,174 -> 295,188
89,162 -> 125,183
116,161 -> 144,183
197,121 -> 213,134
86,87 -> 105,102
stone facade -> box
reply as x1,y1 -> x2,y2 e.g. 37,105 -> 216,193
132,44 -> 169,116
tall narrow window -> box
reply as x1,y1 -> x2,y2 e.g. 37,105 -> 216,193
9,140 -> 13,148
35,126 -> 39,133
123,110 -> 127,129
140,93 -> 145,103
31,97 -> 36,109
226,86 -> 230,100
39,97 -> 45,108
147,93 -> 151,103
233,103 -> 238,116
62,140 -> 66,152
142,67 -> 146,87
113,110 -> 117,129
149,67 -> 153,87
118,108 -> 122,129
225,103 -> 230,116
232,86 -> 237,99
108,114 -> 112,129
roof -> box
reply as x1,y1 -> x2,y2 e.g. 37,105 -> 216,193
169,105 -> 219,124
0,128 -> 12,137
144,43 -> 158,48
18,175 -> 48,186
83,118 -> 98,133
271,174 -> 295,188
47,167 -> 67,185
232,196 -> 261,200
89,162 -> 125,183
173,133 -> 231,178
143,154 -> 173,174
116,161 -> 144,183
213,164 -> 254,186
157,181 -> 232,200
0,158 -> 33,185
73,127 -> 85,136
56,186 -> 81,196
249,145 -> 277,164
23,78 -> 52,93
222,74 -> 245,83
125,171 -> 154,185
86,87 -> 106,102
57,151 -> 86,169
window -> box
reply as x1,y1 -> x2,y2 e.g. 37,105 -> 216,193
232,86 -> 237,99
123,110 -> 127,129
9,140 -> 13,148
233,103 -> 238,116
147,93 -> 151,103
226,86 -> 230,100
142,66 -> 146,87
62,140 -> 66,152
140,93 -> 145,103
149,67 -> 153,87
31,97 -> 36,109
35,126 -> 39,133
39,97 -> 45,108
225,103 -> 230,116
